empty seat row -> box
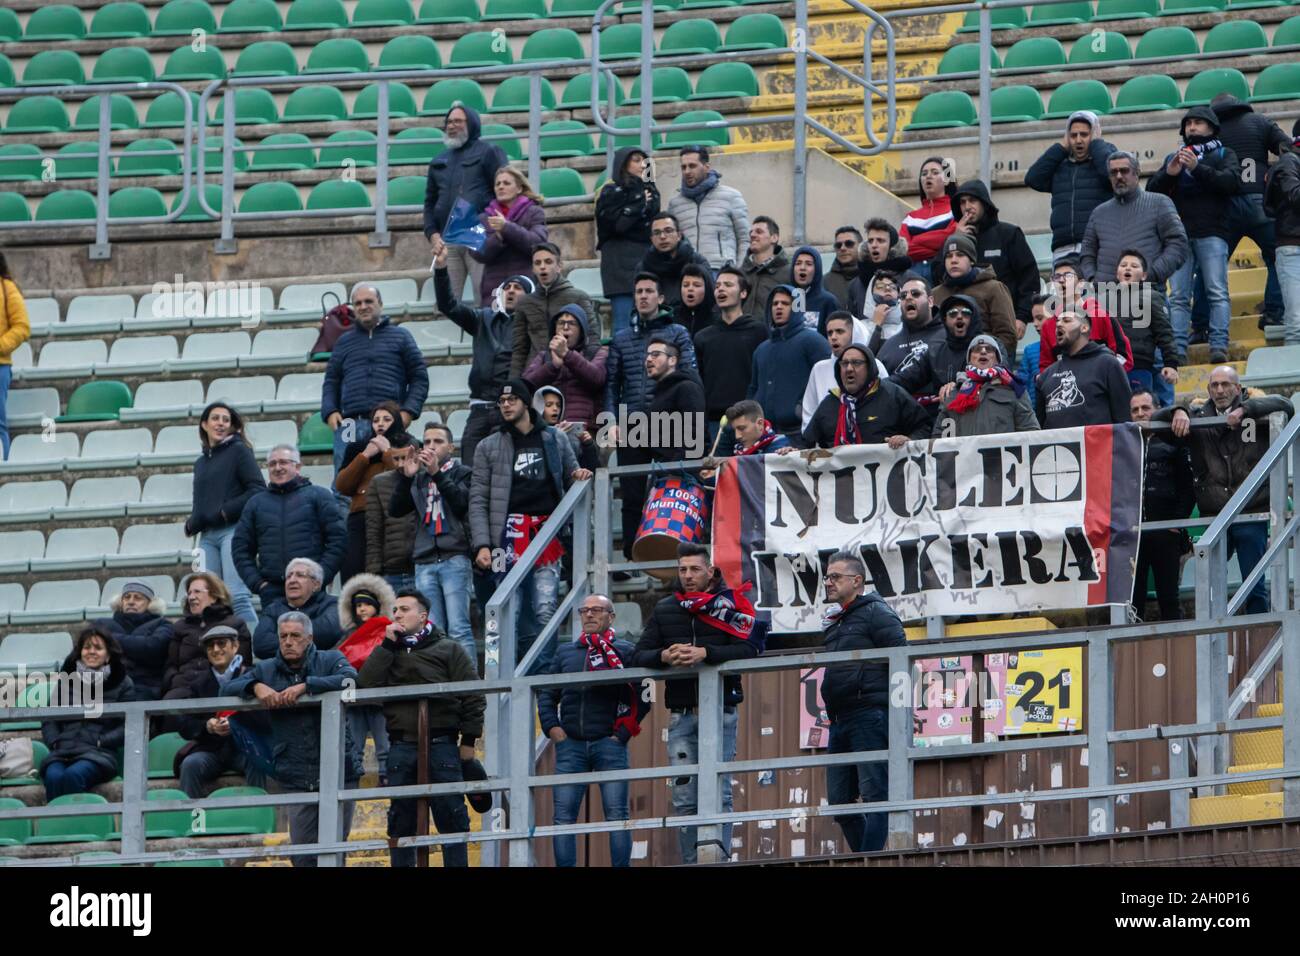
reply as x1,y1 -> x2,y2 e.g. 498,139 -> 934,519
0,575 -> 184,625
958,0 -> 1297,31
0,523 -> 192,573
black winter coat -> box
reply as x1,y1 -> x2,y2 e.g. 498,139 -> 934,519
892,293 -> 986,400
876,313 -> 948,381
93,610 -> 173,701
422,104 -> 508,239
320,316 -> 429,421
694,314 -> 769,418
1146,118 -> 1241,241
164,660 -> 270,774
538,637 -> 651,744
649,369 -> 707,464
947,180 -> 1041,327
357,629 -> 484,745
803,366 -> 932,449
186,436 -> 266,537
252,587 -> 343,660
596,147 -> 661,297
1113,283 -> 1182,371
41,649 -> 134,779
1210,95 -> 1292,198
1265,152 -> 1300,246
1142,435 -> 1196,523
635,237 -> 713,307
433,265 -> 513,403
163,602 -> 253,695
231,476 -> 348,596
821,592 -> 906,718
389,460 -> 473,562
1024,138 -> 1117,249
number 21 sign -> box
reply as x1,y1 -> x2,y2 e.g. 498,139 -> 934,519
985,648 -> 1083,736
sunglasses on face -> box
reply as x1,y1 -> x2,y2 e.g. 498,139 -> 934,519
946,309 -> 974,319
834,240 -> 857,249
902,289 -> 927,299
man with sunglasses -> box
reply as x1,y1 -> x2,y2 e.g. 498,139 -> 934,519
800,343 -> 930,450
823,226 -> 863,309
820,550 -> 906,853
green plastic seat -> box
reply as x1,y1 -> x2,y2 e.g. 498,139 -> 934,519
27,794 -> 116,844
598,23 -> 646,60
489,75 -> 556,113
86,2 -> 150,40
421,78 -> 489,116
692,61 -> 760,99
598,114 -> 665,151
560,72 -> 626,108
0,144 -> 43,182
0,797 -> 32,847
250,133 -> 317,171
25,4 -> 87,40
522,27 -> 584,62
171,183 -> 223,222
941,44 -> 1001,77
299,412 -> 335,452
144,789 -> 192,838
661,19 -> 721,55
148,734 -> 186,779
550,0 -> 602,12
232,41 -> 299,78
1068,31 -> 1131,64
1202,19 -> 1267,54
1275,16 -> 1300,46
450,32 -> 514,68
117,138 -> 182,177
1031,0 -> 1093,23
73,95 -> 139,132
387,174 -> 426,207
538,166 -> 585,199
0,193 -> 30,222
1112,73 -> 1181,112
306,179 -> 372,211
219,0 -> 284,32
1227,0 -> 1282,8
1003,36 -> 1066,70
1252,63 -> 1300,103
0,54 -> 12,88
990,84 -> 1043,123
905,90 -> 976,130
240,179 -> 305,212
61,380 -> 134,417
21,50 -> 86,86
722,13 -> 786,51
317,130 -> 378,168
629,67 -> 693,104
215,88 -> 280,125
682,0 -> 737,9
481,123 -> 523,161
1135,26 -> 1198,60
109,187 -> 168,219
283,85 -> 349,122
664,109 -> 729,148
201,786 -> 275,835
285,0 -> 350,30
4,97 -> 70,135
417,0 -> 480,22
353,82 -> 419,119
957,5 -> 1027,31
304,38 -> 370,74
0,8 -> 20,40
618,0 -> 681,12
378,34 -> 443,71
390,126 -> 445,164
1181,68 -> 1249,106
537,119 -> 595,158
154,0 -> 218,34
144,91 -> 202,129
1045,79 -> 1113,118
91,47 -> 156,84
1093,0 -> 1157,18
52,143 -> 109,180
1,682 -> 51,730
353,0 -> 415,25
1160,0 -> 1224,13
193,135 -> 249,173
483,0 -> 546,18
161,46 -> 227,81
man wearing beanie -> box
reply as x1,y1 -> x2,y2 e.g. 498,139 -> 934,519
93,580 -> 173,701
469,378 -> 590,673
1264,118 -> 1300,346
948,180 -> 1040,333
931,334 -> 1040,438
1025,110 -> 1117,260
1148,106 -> 1242,365
928,231 -> 1020,360
800,342 -> 930,449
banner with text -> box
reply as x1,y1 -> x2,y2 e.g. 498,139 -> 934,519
713,425 -> 1143,632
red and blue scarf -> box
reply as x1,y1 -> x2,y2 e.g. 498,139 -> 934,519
833,382 -> 878,447
503,514 -> 565,567
581,628 -> 640,738
676,582 -> 758,641
423,460 -> 455,534
736,419 -> 781,456
947,366 -> 1014,415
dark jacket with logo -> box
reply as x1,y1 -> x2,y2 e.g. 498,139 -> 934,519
946,181 -> 1041,328
1034,340 -> 1133,428
232,476 -> 347,596
695,313 -> 769,419
892,294 -> 984,400
803,351 -> 932,448
820,592 -> 906,719
321,316 -> 428,422
434,265 -> 514,404
389,460 -> 473,563
595,146 -> 661,297
357,628 -> 484,746
877,309 -> 947,382
538,636 -> 651,744
1024,137 -> 1117,249
422,104 -> 508,238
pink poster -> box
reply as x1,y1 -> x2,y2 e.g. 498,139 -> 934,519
799,668 -> 830,749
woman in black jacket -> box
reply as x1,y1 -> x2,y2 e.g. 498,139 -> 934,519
596,146 -> 660,338
186,402 -> 265,628
41,627 -> 134,798
163,571 -> 253,696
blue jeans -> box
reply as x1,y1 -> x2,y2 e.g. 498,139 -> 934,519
347,705 -> 390,778
1277,245 -> 1300,347
552,736 -> 631,867
385,573 -> 416,593
826,705 -> 889,853
608,293 -> 634,340
178,747 -> 252,799
43,758 -> 113,799
0,363 -> 10,460
415,554 -> 476,674
199,524 -> 257,628
386,738 -> 470,867
514,562 -> 560,675
1227,520 -> 1270,615
667,707 -> 739,864
1170,236 -> 1230,356
331,417 -> 373,507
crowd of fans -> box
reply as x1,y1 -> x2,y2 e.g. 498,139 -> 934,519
4,95 -> 1300,866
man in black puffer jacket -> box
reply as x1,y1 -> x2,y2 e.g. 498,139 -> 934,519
820,550 -> 906,854
1024,110 -> 1116,258
802,343 -> 930,449
635,212 -> 712,308
1129,391 -> 1195,623
232,446 -> 347,603
93,580 -> 173,701
251,558 -> 342,660
947,180 -> 1040,331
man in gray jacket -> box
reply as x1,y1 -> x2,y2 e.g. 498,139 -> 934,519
1079,151 -> 1189,289
470,379 -> 590,673
666,146 -> 751,269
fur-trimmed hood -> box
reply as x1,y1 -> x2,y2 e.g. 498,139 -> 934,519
109,593 -> 167,616
338,573 -> 397,631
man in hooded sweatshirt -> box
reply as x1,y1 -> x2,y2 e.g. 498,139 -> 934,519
636,212 -> 713,308
665,146 -> 751,269
932,334 -> 1039,438
747,286 -> 831,442
892,294 -> 990,421
673,262 -> 718,340
789,245 -> 842,334
1147,106 -> 1241,365
801,343 -> 930,449
1025,110 -> 1117,260
877,273 -> 948,382
929,232 -> 1020,360
512,242 -> 593,377
423,105 -> 508,307
522,303 -> 608,459
695,266 -> 768,445
1036,309 -> 1133,428
801,310 -> 890,430
647,336 -> 708,467
861,270 -> 903,355
947,180 -> 1040,333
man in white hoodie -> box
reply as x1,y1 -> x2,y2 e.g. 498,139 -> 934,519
801,310 -> 890,430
